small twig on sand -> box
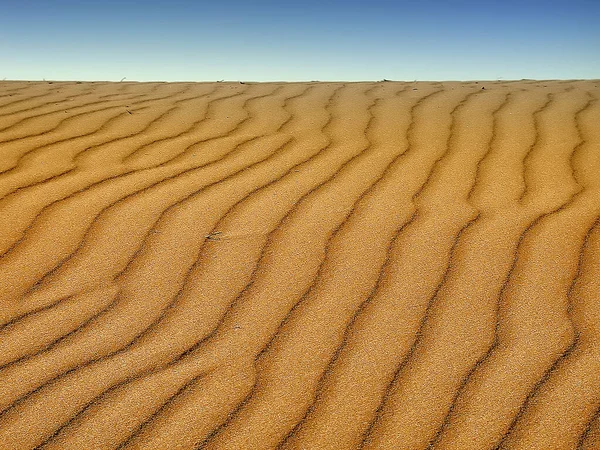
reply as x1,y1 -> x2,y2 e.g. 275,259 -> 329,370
205,231 -> 223,241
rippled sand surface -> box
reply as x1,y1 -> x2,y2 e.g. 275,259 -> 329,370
0,79 -> 599,449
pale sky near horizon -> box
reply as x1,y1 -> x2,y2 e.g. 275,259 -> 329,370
1,0 -> 598,82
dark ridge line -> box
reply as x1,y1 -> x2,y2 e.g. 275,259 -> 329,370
188,86 -> 396,449
93,81 -> 134,99
0,84 -> 96,126
575,98 -> 600,450
430,92 -> 595,446
0,90 -> 133,139
410,89 -> 483,207
4,136 -> 297,342
16,83 -> 206,167
0,83 -> 47,98
8,84 -> 348,446
0,82 -> 200,180
15,84 -> 304,294
493,343 -> 579,450
121,83 -> 281,163
195,85 -> 447,450
561,93 -> 595,199
0,84 -> 98,128
0,90 -> 63,116
348,86 -> 494,449
128,86 -> 282,167
425,90 -> 526,447
112,84 -> 320,284
36,369 -> 214,450
0,290 -> 120,371
108,83 -> 266,168
11,86 -> 474,450
569,95 -> 597,188
192,82 -> 403,450
0,106 -> 140,179
73,82 -> 238,166
0,283 -> 108,333
0,91 -> 27,100
518,86 -> 575,203
0,134 -> 298,425
274,86 -> 482,449
427,92 -> 512,449
3,82 -> 492,448
0,82 -> 337,425
0,84 -> 315,332
46,82 -> 374,449
0,108 -> 169,199
517,92 -> 553,203
358,214 -> 481,449
2,82 -> 250,198
7,80 -> 588,446
0,82 -> 180,144
0,83 -> 221,205
0,102 -> 156,205
29,349 -> 213,449
429,196 -> 589,449
527,217 -> 599,450
0,104 -> 150,256
0,91 -> 24,100
466,91 -> 513,202
0,86 -> 150,138
0,295 -> 73,333
132,83 -> 351,378
566,216 -> 600,322
34,135 -> 294,310
255,85 -> 443,365
195,384 -> 258,450
491,99 -> 599,449
124,82 -> 299,169
0,85 -> 216,258
95,81 -> 164,100
33,84 -> 321,298
0,83 -> 93,110
429,217 -> 593,449
111,370 -> 213,450
274,212 -> 418,450
272,85 -> 318,135
147,82 -> 311,176
295,87 -> 510,449
578,403 -> 600,449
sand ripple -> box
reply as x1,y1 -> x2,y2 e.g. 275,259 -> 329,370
0,79 -> 599,449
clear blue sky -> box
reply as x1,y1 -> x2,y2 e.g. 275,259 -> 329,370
1,0 -> 598,81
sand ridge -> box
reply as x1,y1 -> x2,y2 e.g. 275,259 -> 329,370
0,79 -> 599,449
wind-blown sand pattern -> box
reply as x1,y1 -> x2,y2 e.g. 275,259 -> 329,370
0,79 -> 599,450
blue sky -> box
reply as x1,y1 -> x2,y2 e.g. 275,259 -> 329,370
1,0 -> 598,81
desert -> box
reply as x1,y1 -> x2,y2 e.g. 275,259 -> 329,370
0,79 -> 599,449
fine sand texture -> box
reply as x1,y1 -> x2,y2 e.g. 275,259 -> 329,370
0,79 -> 600,450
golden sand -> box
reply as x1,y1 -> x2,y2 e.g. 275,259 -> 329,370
0,79 -> 599,449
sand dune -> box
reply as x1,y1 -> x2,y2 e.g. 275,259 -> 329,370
0,79 -> 599,449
